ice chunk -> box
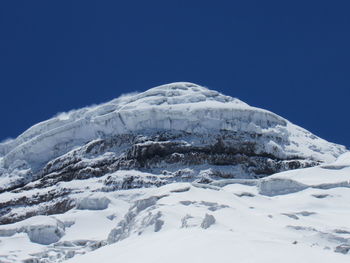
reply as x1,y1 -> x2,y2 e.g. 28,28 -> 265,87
201,214 -> 216,229
76,196 -> 110,210
0,216 -> 65,245
258,178 -> 307,196
27,222 -> 65,245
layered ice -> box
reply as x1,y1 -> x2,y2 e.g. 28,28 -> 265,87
0,82 -> 346,175
0,82 -> 349,263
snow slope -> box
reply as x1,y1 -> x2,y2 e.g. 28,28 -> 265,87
1,153 -> 350,262
68,230 -> 350,263
0,82 -> 349,262
0,82 -> 346,203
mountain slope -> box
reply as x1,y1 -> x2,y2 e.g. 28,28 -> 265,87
0,82 -> 344,170
0,82 -> 348,262
1,153 -> 350,262
0,82 -> 346,225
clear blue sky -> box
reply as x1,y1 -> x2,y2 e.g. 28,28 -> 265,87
1,1 -> 349,148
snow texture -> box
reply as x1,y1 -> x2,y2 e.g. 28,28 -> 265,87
0,82 -> 346,174
1,155 -> 350,262
0,82 -> 349,263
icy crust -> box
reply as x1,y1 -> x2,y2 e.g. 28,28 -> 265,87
0,82 -> 346,174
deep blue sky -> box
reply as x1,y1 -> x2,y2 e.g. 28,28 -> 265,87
0,1 -> 349,148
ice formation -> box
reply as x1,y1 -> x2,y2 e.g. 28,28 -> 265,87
0,82 -> 345,172
0,82 -> 349,262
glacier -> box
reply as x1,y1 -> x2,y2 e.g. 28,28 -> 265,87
1,153 -> 350,262
0,82 -> 346,195
0,82 -> 345,171
0,82 -> 349,262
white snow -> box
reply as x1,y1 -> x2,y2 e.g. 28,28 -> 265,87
1,158 -> 350,262
67,229 -> 350,263
0,82 -> 345,175
0,82 -> 349,262
65,159 -> 350,263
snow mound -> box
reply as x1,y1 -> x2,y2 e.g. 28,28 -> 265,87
67,230 -> 350,263
321,152 -> 350,169
258,157 -> 350,196
334,152 -> 350,164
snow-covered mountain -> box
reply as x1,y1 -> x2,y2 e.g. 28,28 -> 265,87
0,82 -> 349,262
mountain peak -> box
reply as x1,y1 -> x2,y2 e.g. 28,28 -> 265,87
110,82 -> 247,110
0,82 -> 346,190
0,83 -> 349,263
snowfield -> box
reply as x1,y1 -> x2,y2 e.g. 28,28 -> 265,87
0,82 -> 349,262
1,153 -> 350,262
